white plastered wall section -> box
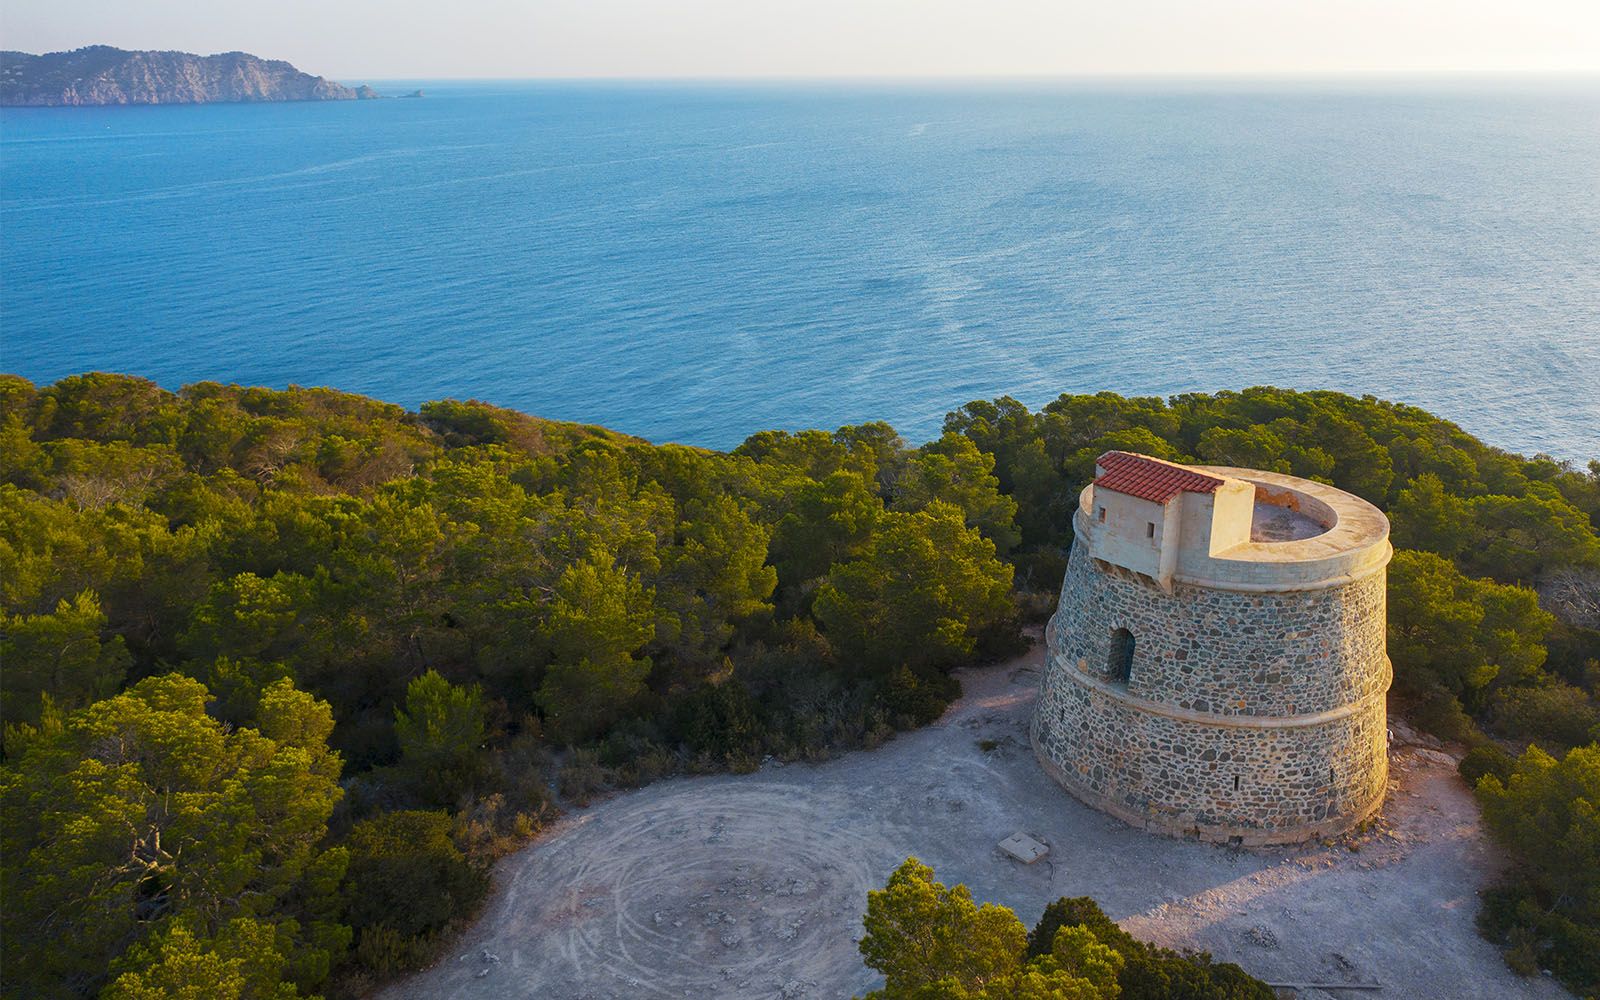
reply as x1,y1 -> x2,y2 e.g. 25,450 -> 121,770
1085,474 -> 1254,594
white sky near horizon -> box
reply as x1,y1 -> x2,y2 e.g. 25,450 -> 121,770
2,0 -> 1599,81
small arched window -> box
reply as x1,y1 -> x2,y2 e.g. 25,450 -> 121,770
1107,628 -> 1135,685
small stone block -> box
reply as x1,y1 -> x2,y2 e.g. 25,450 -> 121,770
998,833 -> 1048,864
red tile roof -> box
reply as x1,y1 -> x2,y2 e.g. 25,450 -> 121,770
1094,451 -> 1225,505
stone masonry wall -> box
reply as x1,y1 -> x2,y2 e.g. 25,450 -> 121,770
1051,542 -> 1387,718
1032,672 -> 1388,843
1033,539 -> 1391,844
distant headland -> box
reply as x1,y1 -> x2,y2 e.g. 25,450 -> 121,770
0,45 -> 400,106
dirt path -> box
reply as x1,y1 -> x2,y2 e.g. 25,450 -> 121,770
383,646 -> 1571,1000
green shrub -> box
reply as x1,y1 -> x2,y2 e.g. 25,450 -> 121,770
1478,884 -> 1600,992
1028,897 -> 1135,958
1458,745 -> 1515,787
343,810 -> 487,948
671,680 -> 763,760
1487,682 -> 1600,752
1013,586 -> 1061,624
452,791 -> 550,861
1475,745 -> 1600,997
558,747 -> 610,805
877,665 -> 959,728
1402,684 -> 1483,744
858,864 -> 1273,1000
394,672 -> 488,809
1009,548 -> 1069,599
353,925 -> 408,977
1028,897 -> 1273,1000
351,923 -> 448,976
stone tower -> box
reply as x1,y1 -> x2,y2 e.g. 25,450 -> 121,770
1031,452 -> 1392,845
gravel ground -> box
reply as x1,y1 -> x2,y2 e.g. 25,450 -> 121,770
382,643 -> 1571,1000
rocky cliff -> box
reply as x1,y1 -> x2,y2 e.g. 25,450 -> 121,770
0,46 -> 379,106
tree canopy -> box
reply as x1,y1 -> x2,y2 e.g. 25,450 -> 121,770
3,373 -> 1596,995
1,374 -> 1026,994
1,674 -> 347,999
857,859 -> 1270,1000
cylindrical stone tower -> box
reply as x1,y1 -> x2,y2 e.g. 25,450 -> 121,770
1031,451 -> 1392,845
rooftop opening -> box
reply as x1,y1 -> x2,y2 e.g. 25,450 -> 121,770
1249,484 -> 1334,542
1250,503 -> 1327,542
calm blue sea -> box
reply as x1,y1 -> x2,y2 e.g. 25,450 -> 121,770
2,81 -> 1597,459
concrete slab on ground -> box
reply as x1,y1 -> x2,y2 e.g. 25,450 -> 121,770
998,833 -> 1049,864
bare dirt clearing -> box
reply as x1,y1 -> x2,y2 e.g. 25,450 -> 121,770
384,645 -> 1569,1000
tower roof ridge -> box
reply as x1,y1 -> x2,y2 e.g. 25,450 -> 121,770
1094,451 -> 1226,505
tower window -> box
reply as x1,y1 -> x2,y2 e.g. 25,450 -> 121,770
1233,775 -> 1241,791
1107,628 -> 1135,684
1097,506 -> 1106,522
1146,522 -> 1156,538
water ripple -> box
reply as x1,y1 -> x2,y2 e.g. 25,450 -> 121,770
2,82 -> 1597,460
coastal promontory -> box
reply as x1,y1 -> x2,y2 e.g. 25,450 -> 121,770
0,46 -> 377,106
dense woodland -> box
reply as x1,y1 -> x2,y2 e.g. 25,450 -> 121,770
2,374 -> 1597,998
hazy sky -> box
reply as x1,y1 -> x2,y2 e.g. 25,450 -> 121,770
4,0 -> 1599,80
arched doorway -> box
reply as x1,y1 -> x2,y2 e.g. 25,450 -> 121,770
1108,628 -> 1135,685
